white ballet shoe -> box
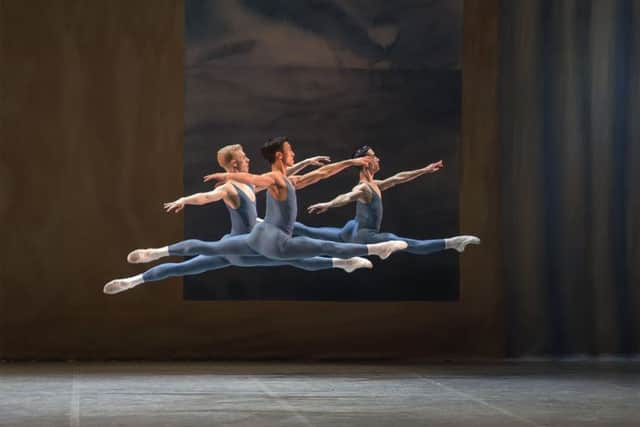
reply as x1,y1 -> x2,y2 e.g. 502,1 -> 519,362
127,248 -> 165,264
445,235 -> 481,253
367,240 -> 408,260
334,257 -> 373,273
103,279 -> 139,295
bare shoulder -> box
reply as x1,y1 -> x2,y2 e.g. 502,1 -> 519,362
220,181 -> 240,208
272,171 -> 290,186
373,178 -> 391,188
219,181 -> 236,194
354,182 -> 373,202
233,181 -> 257,202
373,177 -> 392,191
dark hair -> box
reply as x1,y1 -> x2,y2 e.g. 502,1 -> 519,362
261,136 -> 288,163
352,145 -> 371,158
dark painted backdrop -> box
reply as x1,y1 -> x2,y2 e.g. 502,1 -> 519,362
183,0 -> 464,301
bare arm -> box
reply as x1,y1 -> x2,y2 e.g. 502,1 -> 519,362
164,185 -> 229,213
253,186 -> 268,194
290,157 -> 370,190
375,160 -> 444,191
307,184 -> 370,214
203,171 -> 277,188
286,155 -> 331,176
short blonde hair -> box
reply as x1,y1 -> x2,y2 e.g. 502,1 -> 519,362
217,144 -> 243,169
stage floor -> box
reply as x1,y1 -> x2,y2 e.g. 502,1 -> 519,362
0,361 -> 638,426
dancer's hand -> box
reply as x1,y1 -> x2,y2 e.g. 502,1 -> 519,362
424,160 -> 444,173
351,156 -> 373,168
164,198 -> 185,213
203,172 -> 228,183
308,203 -> 330,214
308,156 -> 331,166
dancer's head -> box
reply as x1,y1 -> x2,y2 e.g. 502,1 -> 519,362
353,145 -> 380,175
261,136 -> 295,167
217,144 -> 250,173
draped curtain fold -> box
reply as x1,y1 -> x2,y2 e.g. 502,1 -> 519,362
501,0 -> 640,355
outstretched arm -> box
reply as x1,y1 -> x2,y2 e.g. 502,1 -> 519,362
307,184 -> 370,214
290,157 -> 371,190
203,171 -> 277,188
375,160 -> 444,191
164,185 -> 229,213
286,155 -> 331,176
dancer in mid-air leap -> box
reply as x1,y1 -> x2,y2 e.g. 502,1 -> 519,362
294,145 -> 480,254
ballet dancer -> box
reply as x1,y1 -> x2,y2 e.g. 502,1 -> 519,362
294,145 -> 480,254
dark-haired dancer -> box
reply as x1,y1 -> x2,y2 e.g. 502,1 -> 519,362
294,145 -> 480,254
126,137 -> 407,264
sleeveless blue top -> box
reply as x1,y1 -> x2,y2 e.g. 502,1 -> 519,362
355,182 -> 383,231
225,183 -> 257,235
264,177 -> 297,235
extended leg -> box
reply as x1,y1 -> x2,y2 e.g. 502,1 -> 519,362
287,256 -> 371,272
168,236 -> 257,257
272,235 -> 406,260
354,231 -> 479,255
126,235 -> 258,263
292,222 -> 344,242
371,232 -> 444,255
104,255 -> 232,294
142,255 -> 230,281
